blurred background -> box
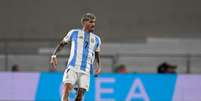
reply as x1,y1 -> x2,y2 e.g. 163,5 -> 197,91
1,0 -> 201,101
1,0 -> 201,73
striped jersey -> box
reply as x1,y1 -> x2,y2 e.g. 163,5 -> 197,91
63,29 -> 101,74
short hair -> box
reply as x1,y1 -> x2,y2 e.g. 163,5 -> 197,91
81,13 -> 96,22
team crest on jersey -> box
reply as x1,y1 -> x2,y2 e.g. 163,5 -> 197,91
91,38 -> 95,43
79,36 -> 83,39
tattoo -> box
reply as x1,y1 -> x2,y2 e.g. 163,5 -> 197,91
95,52 -> 100,68
52,40 -> 67,55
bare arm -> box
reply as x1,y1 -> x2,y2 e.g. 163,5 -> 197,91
95,52 -> 100,68
50,40 -> 67,70
52,40 -> 67,55
94,52 -> 101,76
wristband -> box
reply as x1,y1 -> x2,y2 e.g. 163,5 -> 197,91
51,55 -> 57,58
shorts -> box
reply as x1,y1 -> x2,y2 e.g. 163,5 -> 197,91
62,68 -> 90,91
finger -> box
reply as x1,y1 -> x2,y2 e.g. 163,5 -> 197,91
53,58 -> 58,64
51,63 -> 57,69
95,71 -> 100,76
50,58 -> 55,63
96,68 -> 101,73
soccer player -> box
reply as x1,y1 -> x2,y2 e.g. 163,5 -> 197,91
50,13 -> 101,101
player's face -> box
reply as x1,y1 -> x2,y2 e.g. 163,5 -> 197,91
83,19 -> 96,32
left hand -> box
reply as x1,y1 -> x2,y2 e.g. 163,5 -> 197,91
95,67 -> 101,76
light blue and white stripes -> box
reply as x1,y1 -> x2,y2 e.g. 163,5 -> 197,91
63,29 -> 101,74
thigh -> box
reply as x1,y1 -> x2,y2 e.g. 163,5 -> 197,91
62,69 -> 78,85
78,73 -> 90,91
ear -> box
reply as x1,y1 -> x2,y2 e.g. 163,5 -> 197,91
81,21 -> 85,26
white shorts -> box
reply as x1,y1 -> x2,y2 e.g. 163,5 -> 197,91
62,68 -> 90,91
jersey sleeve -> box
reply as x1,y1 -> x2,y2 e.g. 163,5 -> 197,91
95,36 -> 102,52
63,30 -> 74,43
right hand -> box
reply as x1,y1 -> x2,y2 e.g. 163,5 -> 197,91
50,55 -> 58,71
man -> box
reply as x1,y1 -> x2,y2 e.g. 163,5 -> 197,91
50,13 -> 101,101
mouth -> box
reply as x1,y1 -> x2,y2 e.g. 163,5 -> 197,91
91,26 -> 95,29
90,26 -> 95,30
